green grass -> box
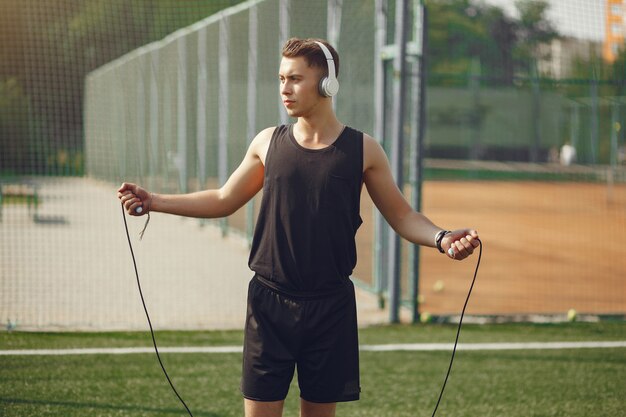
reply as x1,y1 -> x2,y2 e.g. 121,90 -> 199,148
1,322 -> 625,417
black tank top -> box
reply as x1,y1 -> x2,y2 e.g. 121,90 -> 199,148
248,124 -> 364,294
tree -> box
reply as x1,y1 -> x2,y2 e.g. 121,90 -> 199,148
0,78 -> 31,174
424,0 -> 559,84
481,4 -> 518,84
610,45 -> 626,96
0,0 -> 245,175
425,0 -> 490,77
513,0 -> 558,76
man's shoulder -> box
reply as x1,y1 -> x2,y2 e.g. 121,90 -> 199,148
249,126 -> 283,159
259,125 -> 279,137
361,132 -> 379,151
252,126 -> 279,145
361,133 -> 387,171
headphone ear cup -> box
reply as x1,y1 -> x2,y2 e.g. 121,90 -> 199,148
319,76 -> 329,97
319,76 -> 339,97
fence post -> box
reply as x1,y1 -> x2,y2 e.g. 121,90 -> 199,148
278,0 -> 290,125
388,0 -> 410,323
590,75 -> 599,164
176,36 -> 188,193
408,0 -> 427,323
218,17 -> 230,235
373,0 -> 388,308
530,63 -> 541,163
246,5 -> 259,245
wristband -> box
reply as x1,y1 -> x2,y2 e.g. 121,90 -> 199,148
435,230 -> 450,253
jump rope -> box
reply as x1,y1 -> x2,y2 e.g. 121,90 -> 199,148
121,205 -> 194,417
121,203 -> 482,417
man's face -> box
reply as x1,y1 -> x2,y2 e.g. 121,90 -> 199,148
279,56 -> 324,118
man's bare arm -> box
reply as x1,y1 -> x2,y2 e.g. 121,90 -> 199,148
118,127 -> 273,218
363,134 -> 441,247
362,134 -> 479,259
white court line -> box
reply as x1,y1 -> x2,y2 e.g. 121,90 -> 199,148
1,341 -> 625,356
360,341 -> 626,352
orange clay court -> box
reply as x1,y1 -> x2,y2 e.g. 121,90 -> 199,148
353,180 -> 626,317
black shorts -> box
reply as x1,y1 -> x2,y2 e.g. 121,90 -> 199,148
241,274 -> 360,403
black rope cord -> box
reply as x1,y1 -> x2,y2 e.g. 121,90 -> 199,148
121,203 -> 194,417
431,238 -> 482,417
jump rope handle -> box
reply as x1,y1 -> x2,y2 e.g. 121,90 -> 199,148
130,205 -> 150,240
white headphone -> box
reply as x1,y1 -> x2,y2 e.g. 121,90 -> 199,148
314,41 -> 339,97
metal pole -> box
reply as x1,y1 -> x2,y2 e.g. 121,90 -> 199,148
197,26 -> 208,192
388,0 -> 409,323
570,102 -> 579,154
530,63 -> 540,163
149,50 -> 159,191
177,36 -> 188,193
136,61 -> 146,181
590,75 -> 599,164
409,1 -> 426,323
611,100 -> 619,168
374,0 -> 388,307
246,5 -> 259,245
327,0 -> 343,113
218,17 -> 230,235
279,0 -> 290,125
469,57 -> 481,160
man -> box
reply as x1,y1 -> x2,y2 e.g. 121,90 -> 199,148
119,37 -> 480,417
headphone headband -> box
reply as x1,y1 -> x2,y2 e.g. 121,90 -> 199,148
314,41 -> 339,97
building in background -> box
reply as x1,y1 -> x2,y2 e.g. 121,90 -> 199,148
538,37 -> 602,78
604,0 -> 626,62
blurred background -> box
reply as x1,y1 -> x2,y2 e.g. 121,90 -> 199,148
1,0 -> 624,331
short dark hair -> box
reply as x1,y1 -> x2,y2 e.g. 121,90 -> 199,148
281,38 -> 340,78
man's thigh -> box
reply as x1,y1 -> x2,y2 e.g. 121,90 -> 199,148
241,278 -> 298,401
297,282 -> 360,403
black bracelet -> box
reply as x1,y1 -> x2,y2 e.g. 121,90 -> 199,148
435,230 -> 450,253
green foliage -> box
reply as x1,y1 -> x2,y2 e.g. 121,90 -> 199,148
425,0 -> 490,75
0,78 -> 31,175
566,40 -> 625,99
0,0 -> 245,176
513,0 -> 558,73
609,46 -> 626,96
425,0 -> 557,82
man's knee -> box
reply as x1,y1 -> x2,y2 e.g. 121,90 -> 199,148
300,399 -> 336,417
244,398 -> 284,417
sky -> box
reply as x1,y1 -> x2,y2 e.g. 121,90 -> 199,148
481,0 -> 606,41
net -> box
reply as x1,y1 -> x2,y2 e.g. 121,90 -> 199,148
1,0 -> 624,330
409,0 -> 626,321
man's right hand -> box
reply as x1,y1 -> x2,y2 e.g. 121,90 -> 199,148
118,182 -> 151,216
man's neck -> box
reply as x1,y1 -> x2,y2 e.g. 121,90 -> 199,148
294,113 -> 343,147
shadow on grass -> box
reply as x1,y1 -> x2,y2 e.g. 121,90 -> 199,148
0,396 -> 221,416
